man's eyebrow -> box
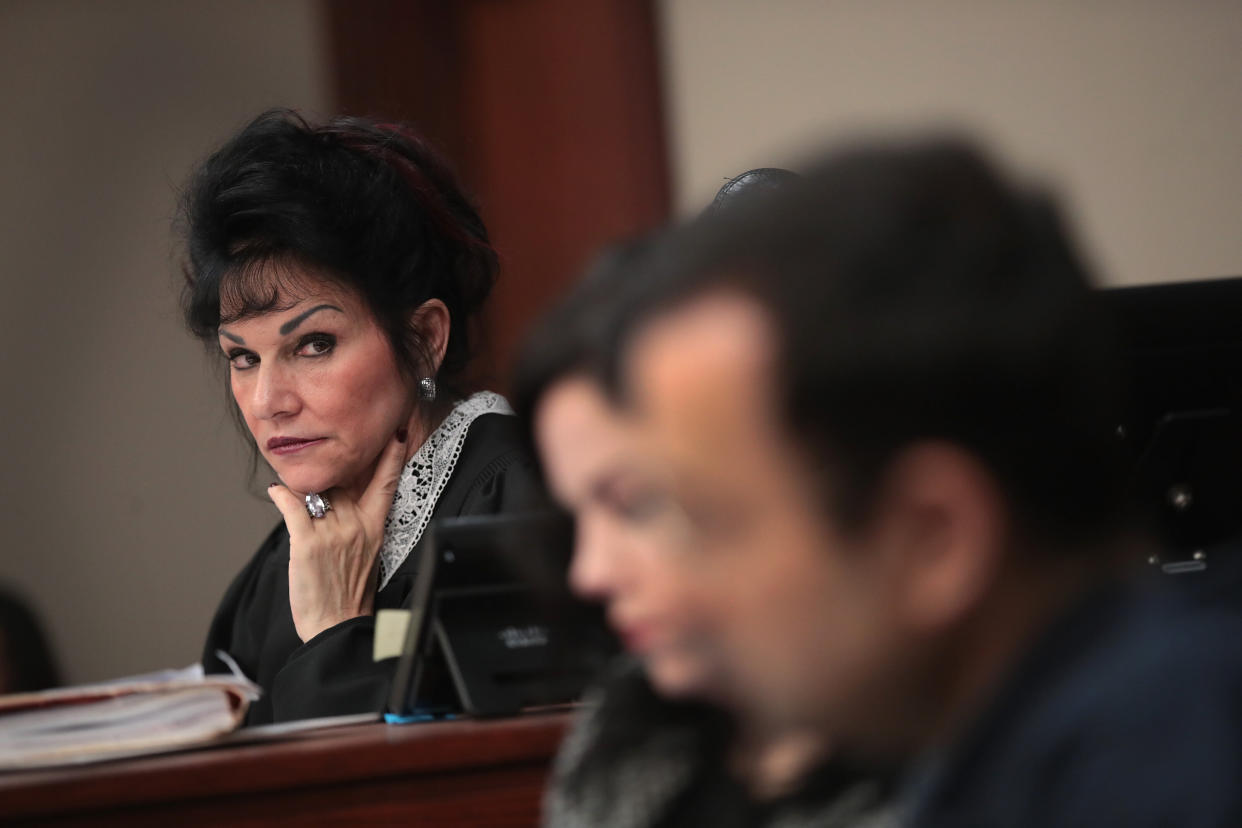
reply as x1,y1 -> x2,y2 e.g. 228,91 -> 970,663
218,329 -> 245,345
279,304 -> 344,335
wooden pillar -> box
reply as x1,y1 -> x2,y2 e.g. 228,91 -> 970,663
326,0 -> 671,386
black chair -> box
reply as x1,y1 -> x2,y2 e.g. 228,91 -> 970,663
1103,276 -> 1242,587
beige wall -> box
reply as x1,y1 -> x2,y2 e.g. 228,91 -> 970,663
0,0 -> 328,683
5,0 -> 1238,686
658,0 -> 1242,285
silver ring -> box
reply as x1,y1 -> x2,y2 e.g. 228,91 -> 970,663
305,492 -> 332,519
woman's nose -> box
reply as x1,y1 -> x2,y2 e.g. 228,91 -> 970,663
248,363 -> 301,421
568,513 -> 625,602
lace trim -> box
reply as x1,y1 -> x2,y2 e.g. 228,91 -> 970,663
378,391 -> 513,590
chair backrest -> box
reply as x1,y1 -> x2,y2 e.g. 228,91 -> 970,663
1103,276 -> 1242,570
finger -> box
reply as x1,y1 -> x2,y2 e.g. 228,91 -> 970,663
268,483 -> 315,536
358,430 -> 408,525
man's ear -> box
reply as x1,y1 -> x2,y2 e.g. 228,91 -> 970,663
411,298 -> 451,376
876,442 -> 1007,634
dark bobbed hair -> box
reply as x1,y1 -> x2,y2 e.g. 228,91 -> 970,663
511,237 -> 656,435
614,137 -> 1132,548
180,109 -> 497,394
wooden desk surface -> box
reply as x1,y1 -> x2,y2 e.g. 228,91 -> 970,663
0,712 -> 571,827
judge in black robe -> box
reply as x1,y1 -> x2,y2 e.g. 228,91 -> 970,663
178,111 -> 552,727
203,411 -> 544,725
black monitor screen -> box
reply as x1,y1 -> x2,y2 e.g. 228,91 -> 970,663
387,511 -> 618,719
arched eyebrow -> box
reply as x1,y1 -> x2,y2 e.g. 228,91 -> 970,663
218,329 -> 245,345
279,304 -> 344,335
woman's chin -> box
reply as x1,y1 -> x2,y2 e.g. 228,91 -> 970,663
274,470 -> 346,497
643,656 -> 712,701
268,451 -> 377,497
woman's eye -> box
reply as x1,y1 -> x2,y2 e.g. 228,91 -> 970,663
612,488 -> 669,523
227,350 -> 258,370
674,494 -> 738,538
296,335 -> 335,357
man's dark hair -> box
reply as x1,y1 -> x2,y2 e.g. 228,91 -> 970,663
512,166 -> 798,434
618,137 -> 1131,547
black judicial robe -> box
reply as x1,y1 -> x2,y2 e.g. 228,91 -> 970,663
202,413 -> 544,725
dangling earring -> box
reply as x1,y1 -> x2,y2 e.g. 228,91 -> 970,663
418,376 -> 437,402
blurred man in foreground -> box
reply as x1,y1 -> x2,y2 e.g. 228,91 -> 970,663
598,138 -> 1242,825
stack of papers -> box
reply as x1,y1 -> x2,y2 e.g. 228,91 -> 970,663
0,664 -> 260,770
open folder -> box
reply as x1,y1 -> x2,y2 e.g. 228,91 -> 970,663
0,663 -> 259,770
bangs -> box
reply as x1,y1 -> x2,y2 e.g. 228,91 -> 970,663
216,254 -> 329,327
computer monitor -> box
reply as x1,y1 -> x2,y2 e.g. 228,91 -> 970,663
387,511 -> 618,719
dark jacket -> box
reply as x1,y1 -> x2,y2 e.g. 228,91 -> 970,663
544,658 -> 896,828
904,577 -> 1242,827
203,412 -> 544,724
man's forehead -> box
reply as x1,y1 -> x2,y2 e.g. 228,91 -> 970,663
627,291 -> 779,446
631,292 -> 772,392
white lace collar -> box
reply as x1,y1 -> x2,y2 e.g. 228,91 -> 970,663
378,391 -> 513,590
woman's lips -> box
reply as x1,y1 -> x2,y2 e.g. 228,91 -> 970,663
266,436 -> 326,455
613,618 -> 657,653
619,629 -> 650,653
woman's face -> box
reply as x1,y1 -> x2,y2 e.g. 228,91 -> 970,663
217,273 -> 414,498
535,376 -> 729,700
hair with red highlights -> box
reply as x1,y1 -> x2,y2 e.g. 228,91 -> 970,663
318,120 -> 494,255
180,108 -> 498,391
